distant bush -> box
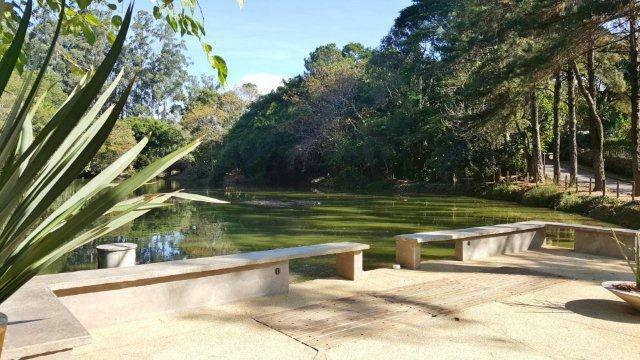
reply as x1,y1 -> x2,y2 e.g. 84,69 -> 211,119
555,192 -> 587,213
610,202 -> 640,228
124,117 -> 190,169
84,121 -> 137,177
484,183 -> 640,229
484,183 -> 523,202
521,185 -> 562,208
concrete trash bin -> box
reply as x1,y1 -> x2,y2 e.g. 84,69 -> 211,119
97,243 -> 138,269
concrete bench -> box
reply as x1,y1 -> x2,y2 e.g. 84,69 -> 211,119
530,221 -> 638,260
395,222 -> 547,269
0,242 -> 369,359
395,221 -> 639,270
0,284 -> 90,360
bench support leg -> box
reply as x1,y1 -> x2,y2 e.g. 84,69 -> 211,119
396,240 -> 421,270
336,251 -> 364,280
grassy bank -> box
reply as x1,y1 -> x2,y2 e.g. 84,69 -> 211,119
482,183 -> 640,229
393,181 -> 640,229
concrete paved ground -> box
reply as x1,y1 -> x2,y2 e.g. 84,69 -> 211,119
74,248 -> 640,360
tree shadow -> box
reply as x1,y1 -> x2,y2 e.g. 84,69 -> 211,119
8,318 -> 42,326
564,299 -> 640,323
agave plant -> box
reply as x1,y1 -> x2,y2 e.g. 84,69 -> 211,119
0,0 -> 225,304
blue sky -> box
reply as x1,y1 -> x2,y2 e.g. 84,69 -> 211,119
139,0 -> 413,92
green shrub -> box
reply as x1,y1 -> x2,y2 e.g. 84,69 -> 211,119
613,202 -> 640,228
555,193 -> 590,213
124,117 -> 190,168
485,184 -> 523,202
521,185 -> 563,208
84,121 -> 137,176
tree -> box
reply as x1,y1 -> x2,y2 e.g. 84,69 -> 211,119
181,77 -> 255,140
552,73 -> 562,184
114,11 -> 190,119
26,6 -> 111,93
115,10 -> 162,117
124,117 -> 190,168
629,11 -> 640,196
572,53 -> 606,191
3,0 -> 231,83
198,0 -> 640,191
530,91 -> 544,183
566,66 -> 578,185
148,26 -> 191,120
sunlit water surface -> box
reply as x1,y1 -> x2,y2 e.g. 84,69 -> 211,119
43,181 -> 612,277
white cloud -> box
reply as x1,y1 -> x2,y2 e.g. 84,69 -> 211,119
238,73 -> 286,94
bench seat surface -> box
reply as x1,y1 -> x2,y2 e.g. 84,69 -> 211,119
395,222 -> 545,243
32,242 -> 370,291
0,285 -> 90,359
527,221 -> 639,236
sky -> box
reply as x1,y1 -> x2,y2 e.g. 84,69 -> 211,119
139,0 -> 413,93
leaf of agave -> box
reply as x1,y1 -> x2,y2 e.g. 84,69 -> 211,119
0,79 -> 136,250
27,70 -> 124,182
0,0 -> 63,162
1,69 -> 120,223
0,138 -> 200,301
14,138 -> 149,258
0,4 -> 134,218
15,74 -> 124,210
18,101 -> 120,216
21,139 -> 201,252
64,70 -> 93,105
2,192 -> 173,293
7,0 -> 65,145
0,105 -> 113,244
0,73 -> 31,169
18,90 -> 42,175
170,191 -> 229,204
0,77 -> 34,227
104,195 -> 148,214
0,196 -> 170,304
0,0 -> 31,96
1,139 -> 201,282
45,193 -> 173,260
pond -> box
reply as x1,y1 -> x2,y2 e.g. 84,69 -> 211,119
43,181 -> 613,277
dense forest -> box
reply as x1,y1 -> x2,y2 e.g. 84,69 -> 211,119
207,1 -> 640,193
6,1 -> 640,195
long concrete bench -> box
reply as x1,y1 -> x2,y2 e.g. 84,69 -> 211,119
0,242 -> 369,359
395,222 -> 546,269
395,221 -> 639,270
529,221 -> 638,259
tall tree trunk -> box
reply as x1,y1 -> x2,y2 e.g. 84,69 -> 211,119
571,52 -> 605,191
566,65 -> 578,185
629,15 -> 640,196
530,90 -> 544,183
552,73 -> 562,184
514,117 -> 532,179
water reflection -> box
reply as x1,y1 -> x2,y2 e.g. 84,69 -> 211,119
42,182 -> 612,275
